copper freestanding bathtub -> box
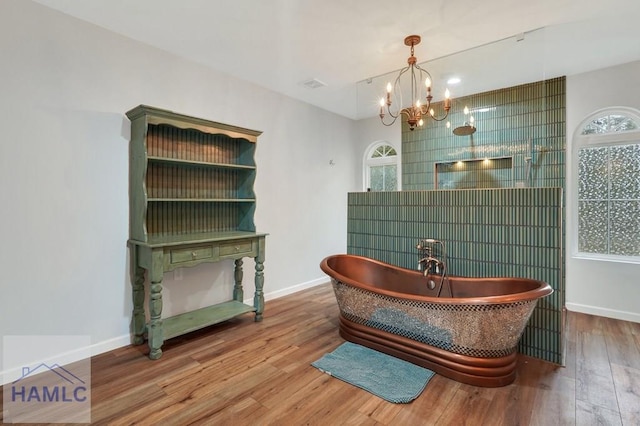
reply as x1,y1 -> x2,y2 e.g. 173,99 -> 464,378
320,254 -> 553,387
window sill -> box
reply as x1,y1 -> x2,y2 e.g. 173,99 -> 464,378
572,252 -> 640,265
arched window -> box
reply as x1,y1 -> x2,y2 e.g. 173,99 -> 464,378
364,142 -> 400,191
573,107 -> 640,262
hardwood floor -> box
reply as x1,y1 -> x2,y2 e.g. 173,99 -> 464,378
2,283 -> 639,425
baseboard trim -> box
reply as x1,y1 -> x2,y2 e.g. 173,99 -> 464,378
89,334 -> 134,357
1,334 -> 131,386
2,279 -> 332,385
247,276 -> 330,304
565,302 -> 640,324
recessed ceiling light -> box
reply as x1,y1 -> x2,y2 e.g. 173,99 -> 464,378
447,77 -> 461,85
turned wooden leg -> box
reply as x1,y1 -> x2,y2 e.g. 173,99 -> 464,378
129,243 -> 146,345
131,265 -> 146,345
148,256 -> 164,360
254,256 -> 265,322
233,258 -> 244,302
148,279 -> 163,359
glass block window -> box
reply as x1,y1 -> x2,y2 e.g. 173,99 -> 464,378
365,142 -> 399,191
581,114 -> 638,135
370,164 -> 398,191
576,109 -> 640,260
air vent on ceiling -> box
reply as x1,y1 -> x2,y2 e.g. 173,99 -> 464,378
300,78 -> 327,89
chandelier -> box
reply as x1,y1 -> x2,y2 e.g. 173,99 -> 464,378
379,35 -> 451,131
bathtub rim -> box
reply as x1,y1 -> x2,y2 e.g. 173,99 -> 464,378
321,253 -> 553,305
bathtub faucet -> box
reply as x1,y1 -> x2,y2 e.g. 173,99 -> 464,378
416,238 -> 447,276
417,239 -> 449,296
418,255 -> 445,276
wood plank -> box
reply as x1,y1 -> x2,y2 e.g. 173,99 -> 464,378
611,363 -> 640,425
292,379 -> 378,424
476,356 -> 546,425
250,372 -> 334,424
186,397 -> 269,426
529,366 -> 576,425
155,364 -> 281,424
431,384 -> 493,424
576,399 -> 622,426
388,375 -> 460,425
603,316 -> 640,370
254,364 -> 331,411
575,330 -> 619,411
561,323 -> 578,380
574,311 -> 606,335
344,410 -> 385,425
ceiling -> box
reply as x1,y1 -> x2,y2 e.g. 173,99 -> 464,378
32,0 -> 640,120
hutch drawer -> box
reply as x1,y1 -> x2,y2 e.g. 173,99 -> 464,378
169,244 -> 215,265
219,239 -> 256,258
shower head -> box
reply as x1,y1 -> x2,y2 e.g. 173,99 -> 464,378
453,124 -> 476,136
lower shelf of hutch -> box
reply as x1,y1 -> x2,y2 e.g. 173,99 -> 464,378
161,301 -> 256,340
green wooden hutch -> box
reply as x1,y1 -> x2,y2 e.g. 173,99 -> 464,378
126,105 -> 267,359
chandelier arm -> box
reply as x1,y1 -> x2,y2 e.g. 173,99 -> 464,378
413,63 -> 431,75
380,114 -> 399,126
426,109 -> 451,122
418,99 -> 433,114
384,104 -> 400,119
379,119 -> 398,127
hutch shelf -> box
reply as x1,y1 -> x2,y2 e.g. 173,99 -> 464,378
126,105 -> 267,360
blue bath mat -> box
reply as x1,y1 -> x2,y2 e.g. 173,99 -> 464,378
311,342 -> 435,403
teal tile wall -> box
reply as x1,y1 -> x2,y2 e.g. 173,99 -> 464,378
403,77 -> 566,190
347,187 -> 564,364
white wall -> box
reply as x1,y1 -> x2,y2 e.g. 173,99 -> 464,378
0,0 -> 359,373
565,60 -> 640,323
